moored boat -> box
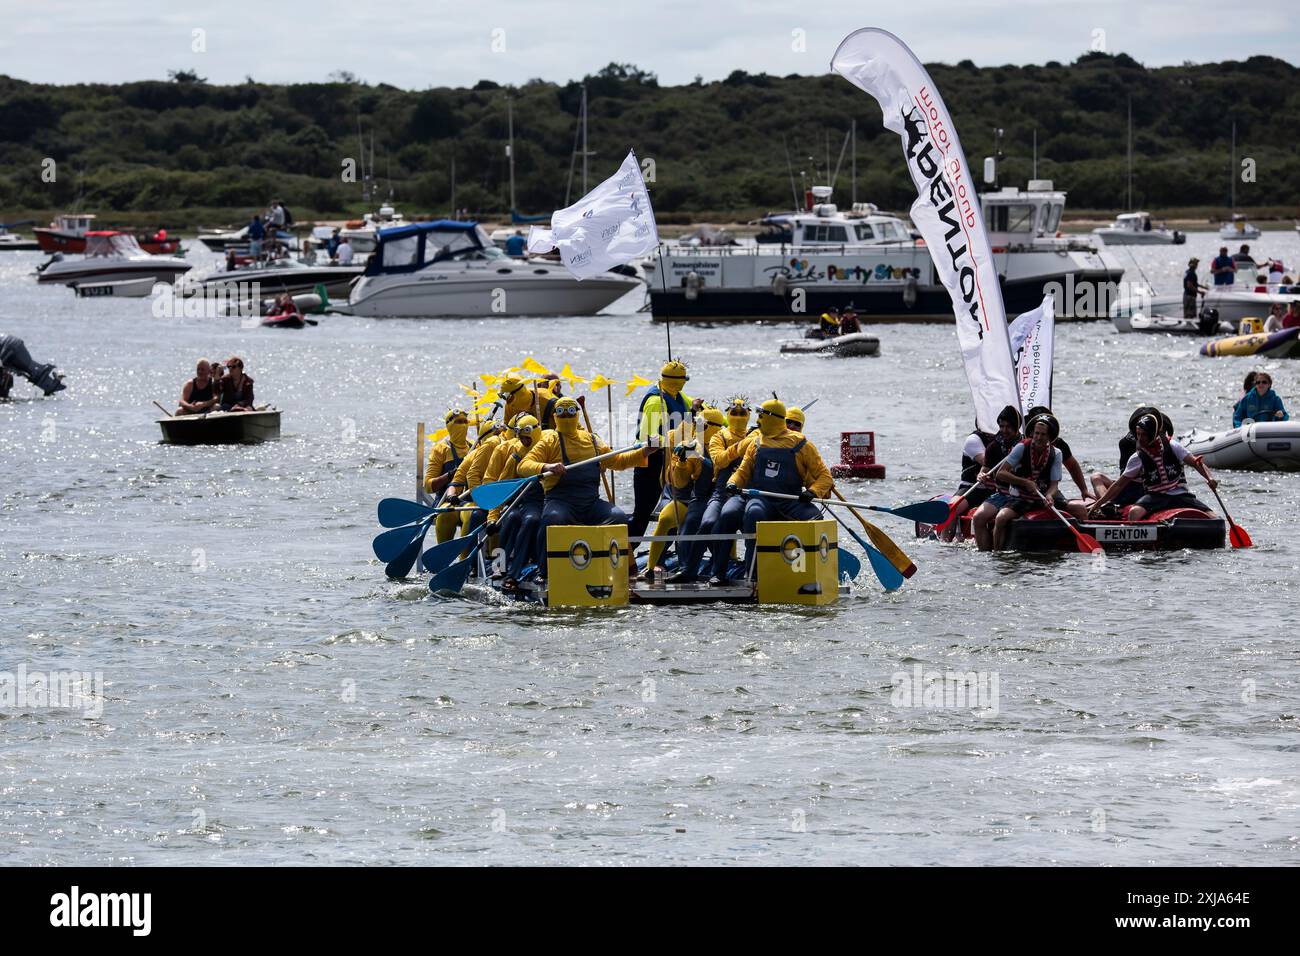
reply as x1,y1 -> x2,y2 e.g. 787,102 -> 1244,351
1092,212 -> 1184,245
1111,310 -> 1233,335
73,276 -> 158,298
1180,421 -> 1300,471
34,214 -> 181,255
779,331 -> 880,356
36,232 -> 192,286
157,408 -> 281,445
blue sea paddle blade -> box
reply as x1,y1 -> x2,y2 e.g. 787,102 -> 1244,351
837,547 -> 861,581
862,541 -> 904,591
384,521 -> 434,579
470,475 -> 538,512
378,498 -> 437,528
373,519 -> 431,562
869,501 -> 952,525
428,540 -> 483,595
420,531 -> 481,574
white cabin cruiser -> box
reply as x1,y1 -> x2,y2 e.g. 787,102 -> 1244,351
651,182 -> 1123,321
1093,211 -> 1184,245
1110,287 -> 1293,330
346,221 -> 642,318
35,232 -> 192,286
1219,214 -> 1261,240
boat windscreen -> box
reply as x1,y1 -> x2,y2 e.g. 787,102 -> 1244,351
85,233 -> 144,257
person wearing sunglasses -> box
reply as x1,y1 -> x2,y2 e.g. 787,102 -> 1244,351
481,413 -> 544,591
425,408 -> 473,543
219,356 -> 254,412
1233,371 -> 1288,427
518,396 -> 653,583
718,397 -> 832,583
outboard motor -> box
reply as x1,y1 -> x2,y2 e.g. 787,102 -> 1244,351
0,334 -> 66,395
1198,307 -> 1221,336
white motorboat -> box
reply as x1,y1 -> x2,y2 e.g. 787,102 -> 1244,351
196,224 -> 249,251
1180,421 -> 1300,471
1110,287 -> 1292,329
339,203 -> 407,255
35,232 -> 192,286
651,181 -> 1123,321
73,277 -> 159,298
1219,214 -> 1261,240
0,221 -> 39,251
1092,212 -> 1184,245
345,221 -> 642,318
1111,309 -> 1233,335
195,256 -> 364,300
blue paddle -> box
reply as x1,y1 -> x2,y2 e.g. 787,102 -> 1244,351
469,443 -> 644,511
378,497 -> 439,528
420,528 -> 481,574
374,518 -> 433,562
428,489 -> 530,595
822,506 -> 904,591
384,519 -> 435,579
747,488 -> 949,526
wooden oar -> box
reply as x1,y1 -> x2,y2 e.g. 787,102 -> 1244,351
1209,486 -> 1252,548
748,488 -> 948,525
1038,492 -> 1103,554
830,486 -> 917,577
152,400 -> 174,418
469,443 -> 643,511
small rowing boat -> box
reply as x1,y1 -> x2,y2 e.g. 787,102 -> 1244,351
157,408 -> 281,445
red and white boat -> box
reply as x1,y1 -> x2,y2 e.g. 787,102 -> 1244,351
36,231 -> 192,286
34,214 -> 182,255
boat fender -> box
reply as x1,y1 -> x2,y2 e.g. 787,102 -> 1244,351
684,271 -> 702,301
771,274 -> 789,298
903,273 -> 918,309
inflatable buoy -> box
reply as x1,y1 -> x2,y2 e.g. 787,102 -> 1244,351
1201,326 -> 1300,358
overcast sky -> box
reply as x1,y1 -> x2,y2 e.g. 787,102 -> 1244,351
4,0 -> 1294,88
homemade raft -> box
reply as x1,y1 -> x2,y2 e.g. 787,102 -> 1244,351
915,496 -> 1225,552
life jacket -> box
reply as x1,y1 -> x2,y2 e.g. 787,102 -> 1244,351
962,431 -> 1015,486
750,437 -> 808,496
1010,438 -> 1056,495
636,385 -> 688,441
548,433 -> 601,508
1134,438 -> 1186,494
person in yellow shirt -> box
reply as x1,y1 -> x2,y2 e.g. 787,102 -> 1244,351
425,408 -> 472,544
499,375 -> 537,424
518,396 -> 650,581
480,413 -> 543,591
642,412 -> 711,580
716,398 -> 832,584
445,419 -> 505,542
650,406 -> 726,584
702,397 -> 759,582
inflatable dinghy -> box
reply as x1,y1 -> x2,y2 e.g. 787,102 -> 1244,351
1201,326 -> 1300,358
780,332 -> 880,356
1180,421 -> 1300,471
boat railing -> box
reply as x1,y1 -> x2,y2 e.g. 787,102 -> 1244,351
659,240 -> 926,258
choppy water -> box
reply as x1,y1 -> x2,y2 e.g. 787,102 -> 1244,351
2,234 -> 1297,865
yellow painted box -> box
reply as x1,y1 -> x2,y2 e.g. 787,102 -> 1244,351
545,525 -> 630,608
755,519 -> 838,605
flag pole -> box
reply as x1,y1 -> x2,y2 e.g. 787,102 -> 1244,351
657,244 -> 671,361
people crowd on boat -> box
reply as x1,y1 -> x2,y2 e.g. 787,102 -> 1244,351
176,357 -> 255,415
419,361 -> 846,593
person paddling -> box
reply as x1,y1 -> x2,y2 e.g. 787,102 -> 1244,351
177,359 -> 219,415
973,413 -> 1069,552
1090,405 -> 1172,514
946,405 -> 1021,543
1087,414 -> 1217,521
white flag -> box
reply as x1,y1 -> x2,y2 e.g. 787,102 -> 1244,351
525,149 -> 659,280
831,29 -> 1018,434
1008,294 -> 1055,414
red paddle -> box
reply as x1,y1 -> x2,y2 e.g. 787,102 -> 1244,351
1209,486 -> 1252,548
934,491 -> 968,534
1039,493 -> 1103,554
